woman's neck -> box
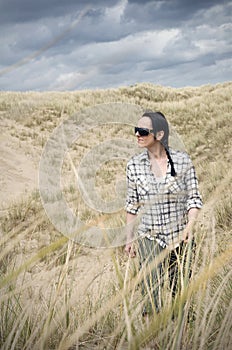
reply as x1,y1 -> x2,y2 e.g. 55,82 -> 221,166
148,144 -> 168,178
147,143 -> 167,160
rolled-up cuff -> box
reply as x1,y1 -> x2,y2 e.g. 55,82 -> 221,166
125,207 -> 139,215
186,200 -> 203,212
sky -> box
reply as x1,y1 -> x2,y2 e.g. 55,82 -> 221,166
0,0 -> 231,91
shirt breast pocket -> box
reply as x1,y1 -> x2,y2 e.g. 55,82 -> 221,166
167,178 -> 186,195
136,177 -> 149,197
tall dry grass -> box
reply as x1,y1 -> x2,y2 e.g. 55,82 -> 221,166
0,82 -> 231,349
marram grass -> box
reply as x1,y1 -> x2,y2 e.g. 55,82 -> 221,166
0,81 -> 232,349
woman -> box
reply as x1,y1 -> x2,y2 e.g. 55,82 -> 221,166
125,111 -> 202,315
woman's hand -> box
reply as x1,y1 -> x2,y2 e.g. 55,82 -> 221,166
182,222 -> 193,243
125,243 -> 136,257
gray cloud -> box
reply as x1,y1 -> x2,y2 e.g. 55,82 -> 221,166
0,0 -> 231,91
0,0 -> 116,24
124,0 -> 231,29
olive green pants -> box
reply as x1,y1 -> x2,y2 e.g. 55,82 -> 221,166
138,237 -> 195,314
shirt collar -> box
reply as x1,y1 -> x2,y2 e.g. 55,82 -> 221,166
139,149 -> 172,175
139,150 -> 150,165
139,149 -> 170,163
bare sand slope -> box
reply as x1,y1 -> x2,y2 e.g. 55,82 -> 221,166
0,133 -> 37,208
0,128 -> 124,321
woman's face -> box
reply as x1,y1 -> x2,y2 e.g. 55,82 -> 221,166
136,117 -> 156,149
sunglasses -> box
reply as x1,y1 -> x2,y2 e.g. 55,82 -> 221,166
134,127 -> 154,136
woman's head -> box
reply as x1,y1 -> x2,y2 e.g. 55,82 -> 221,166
135,111 -> 169,149
141,111 -> 169,149
136,111 -> 176,176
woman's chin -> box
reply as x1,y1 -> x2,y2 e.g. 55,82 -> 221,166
138,142 -> 146,148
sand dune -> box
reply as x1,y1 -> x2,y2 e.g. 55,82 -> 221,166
0,133 -> 37,208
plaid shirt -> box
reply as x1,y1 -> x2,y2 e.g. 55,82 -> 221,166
126,149 -> 203,247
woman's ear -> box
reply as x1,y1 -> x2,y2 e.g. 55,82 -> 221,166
156,130 -> 164,141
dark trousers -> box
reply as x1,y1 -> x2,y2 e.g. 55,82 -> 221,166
138,237 -> 195,314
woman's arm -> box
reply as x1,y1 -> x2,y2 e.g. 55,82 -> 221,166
183,155 -> 203,242
125,212 -> 137,257
125,163 -> 140,257
182,207 -> 200,243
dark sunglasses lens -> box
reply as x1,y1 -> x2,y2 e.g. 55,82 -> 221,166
135,127 -> 149,136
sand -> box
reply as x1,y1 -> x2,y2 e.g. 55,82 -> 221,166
0,133 -> 37,209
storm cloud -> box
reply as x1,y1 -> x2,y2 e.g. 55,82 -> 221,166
0,0 -> 231,91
